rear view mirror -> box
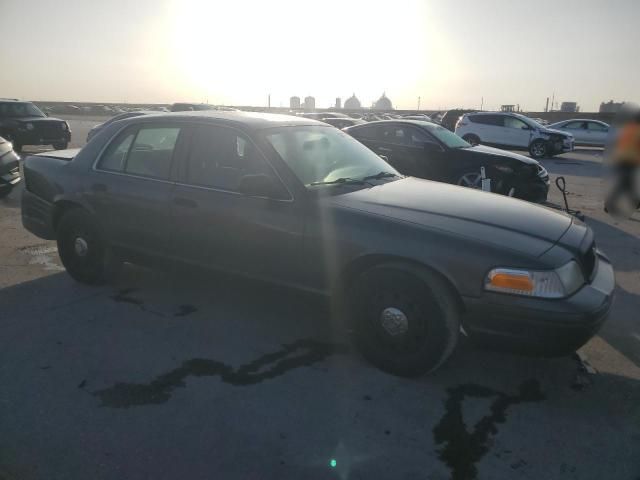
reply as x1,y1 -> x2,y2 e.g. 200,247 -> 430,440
237,174 -> 289,199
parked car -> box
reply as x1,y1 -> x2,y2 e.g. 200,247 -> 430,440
548,119 -> 610,147
299,112 -> 351,120
345,120 -> 550,202
21,112 -> 614,376
440,109 -> 478,131
321,117 -> 366,129
455,112 -> 575,159
87,111 -> 156,143
403,114 -> 433,122
0,99 -> 71,151
170,103 -> 238,112
0,136 -> 21,198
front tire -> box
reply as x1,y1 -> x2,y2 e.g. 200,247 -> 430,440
56,209 -> 120,284
350,264 -> 460,377
529,139 -> 548,159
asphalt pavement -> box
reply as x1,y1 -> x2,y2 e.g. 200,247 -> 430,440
1,118 -> 638,480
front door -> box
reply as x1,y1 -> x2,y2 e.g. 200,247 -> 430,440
170,124 -> 304,284
503,116 -> 532,148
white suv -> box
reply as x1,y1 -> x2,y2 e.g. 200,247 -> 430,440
455,112 -> 575,159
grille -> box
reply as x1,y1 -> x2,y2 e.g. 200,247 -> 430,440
35,122 -> 63,138
581,243 -> 597,280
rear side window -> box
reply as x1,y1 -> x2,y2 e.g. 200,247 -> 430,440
565,121 -> 586,129
587,122 -> 608,132
125,127 -> 179,179
470,115 -> 504,126
97,126 -> 180,180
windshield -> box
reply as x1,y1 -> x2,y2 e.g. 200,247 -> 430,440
263,126 -> 400,187
0,102 -> 46,118
418,122 -> 471,148
516,114 -> 543,130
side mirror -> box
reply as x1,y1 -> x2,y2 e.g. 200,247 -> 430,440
422,142 -> 444,153
378,154 -> 389,162
237,174 -> 288,199
521,125 -> 530,130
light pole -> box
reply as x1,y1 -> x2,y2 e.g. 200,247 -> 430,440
417,96 -> 421,111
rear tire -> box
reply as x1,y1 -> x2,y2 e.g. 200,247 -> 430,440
462,134 -> 480,146
350,264 -> 460,377
529,139 -> 548,159
56,209 -> 121,285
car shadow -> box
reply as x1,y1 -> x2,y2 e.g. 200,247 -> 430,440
1,266 -> 639,480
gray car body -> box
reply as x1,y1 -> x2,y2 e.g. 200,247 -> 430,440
21,111 -> 614,352
548,119 -> 611,147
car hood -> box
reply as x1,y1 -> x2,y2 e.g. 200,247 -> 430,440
461,145 -> 539,165
328,177 -> 572,257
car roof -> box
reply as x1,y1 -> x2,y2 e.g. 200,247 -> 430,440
120,110 -> 323,130
344,119 -> 436,129
554,118 -> 608,124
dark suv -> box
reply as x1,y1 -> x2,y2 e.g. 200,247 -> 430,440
0,99 -> 71,151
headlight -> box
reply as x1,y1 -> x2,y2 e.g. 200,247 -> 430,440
25,122 -> 34,131
485,261 -> 584,298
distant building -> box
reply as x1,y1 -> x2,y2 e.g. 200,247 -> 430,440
501,104 -> 517,112
304,96 -> 315,110
290,96 -> 300,109
335,97 -> 341,109
600,100 -> 625,113
344,93 -> 361,109
560,101 -> 579,113
373,93 -> 393,110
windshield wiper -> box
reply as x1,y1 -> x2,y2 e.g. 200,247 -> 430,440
361,171 -> 401,181
309,177 -> 370,187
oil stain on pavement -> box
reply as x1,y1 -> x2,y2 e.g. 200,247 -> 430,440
433,379 -> 545,480
93,339 -> 348,408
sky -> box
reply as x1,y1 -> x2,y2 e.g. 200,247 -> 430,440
2,0 -> 639,111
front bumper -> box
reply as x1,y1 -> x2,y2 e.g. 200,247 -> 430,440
462,252 -> 614,355
0,157 -> 21,191
549,136 -> 574,154
15,130 -> 71,147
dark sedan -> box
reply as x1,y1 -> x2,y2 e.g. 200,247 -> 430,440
21,112 -> 614,376
345,120 -> 550,202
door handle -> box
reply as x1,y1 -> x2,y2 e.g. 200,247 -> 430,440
173,197 -> 198,208
378,147 -> 392,152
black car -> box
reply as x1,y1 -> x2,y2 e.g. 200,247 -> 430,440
21,111 -> 613,376
0,99 -> 71,151
440,109 -> 478,131
0,136 -> 21,198
344,120 -> 550,203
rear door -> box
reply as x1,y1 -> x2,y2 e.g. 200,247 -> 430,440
170,123 -> 304,283
469,114 -> 506,145
562,121 -> 587,143
585,121 -> 609,146
87,123 -> 182,255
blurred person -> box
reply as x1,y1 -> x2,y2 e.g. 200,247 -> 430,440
604,104 -> 640,218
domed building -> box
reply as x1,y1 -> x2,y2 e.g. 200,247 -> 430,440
373,93 -> 393,110
344,93 -> 361,109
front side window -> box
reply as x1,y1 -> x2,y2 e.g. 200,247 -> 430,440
185,125 -> 271,191
0,102 -> 46,118
264,126 -> 399,187
504,116 -> 528,129
98,130 -> 136,172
